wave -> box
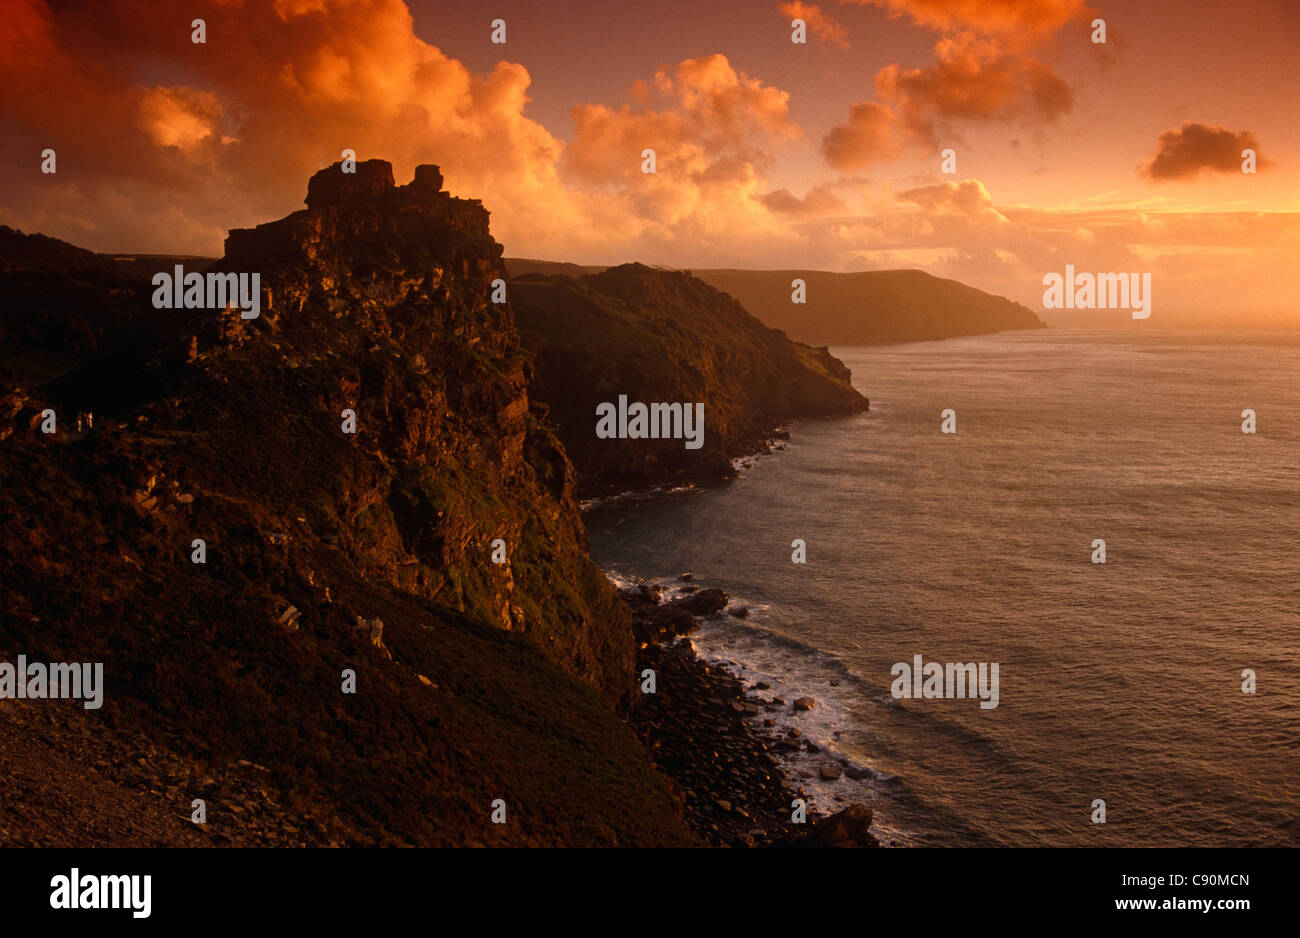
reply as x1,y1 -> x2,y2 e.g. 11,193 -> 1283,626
604,565 -> 931,841
579,482 -> 699,513
606,563 -> 1027,845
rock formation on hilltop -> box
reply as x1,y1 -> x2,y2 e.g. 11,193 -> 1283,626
209,159 -> 634,694
0,160 -> 889,849
0,161 -> 692,846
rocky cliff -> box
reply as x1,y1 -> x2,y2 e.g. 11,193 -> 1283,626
511,264 -> 869,496
0,162 -> 691,846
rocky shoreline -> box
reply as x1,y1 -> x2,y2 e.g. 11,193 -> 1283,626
619,581 -> 880,848
1,161 -> 879,847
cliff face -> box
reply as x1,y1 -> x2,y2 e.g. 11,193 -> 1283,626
690,268 -> 1046,345
511,263 -> 869,496
0,163 -> 691,845
200,159 -> 634,702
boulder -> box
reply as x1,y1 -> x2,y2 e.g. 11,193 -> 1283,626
670,587 -> 728,617
636,603 -> 699,645
807,803 -> 876,847
410,164 -> 444,193
618,586 -> 660,619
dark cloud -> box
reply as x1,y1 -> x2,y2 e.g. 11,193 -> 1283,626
1142,122 -> 1269,180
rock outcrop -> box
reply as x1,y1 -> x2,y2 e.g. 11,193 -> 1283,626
512,263 -> 869,495
799,803 -> 879,848
0,162 -> 690,846
201,162 -> 633,700
0,162 -> 887,849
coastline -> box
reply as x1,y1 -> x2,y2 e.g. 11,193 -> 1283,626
616,578 -> 883,848
578,427 -> 793,511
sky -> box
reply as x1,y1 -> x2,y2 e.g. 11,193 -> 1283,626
1,0 -> 1297,319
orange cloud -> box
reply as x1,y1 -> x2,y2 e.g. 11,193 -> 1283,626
0,2 -> 808,266
877,34 -> 1072,145
560,54 -> 802,244
843,0 -> 1091,41
1142,122 -> 1270,181
760,185 -> 849,215
778,2 -> 850,49
0,0 -> 1292,320
137,87 -> 229,153
824,183 -> 1299,316
822,101 -> 902,169
0,0 -> 584,251
898,178 -> 1007,221
821,4 -> 1077,169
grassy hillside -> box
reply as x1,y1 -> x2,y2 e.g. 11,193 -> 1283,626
505,259 -> 1045,345
691,268 -> 1045,345
506,257 -> 604,279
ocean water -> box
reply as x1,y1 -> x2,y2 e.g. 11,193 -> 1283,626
586,329 -> 1300,846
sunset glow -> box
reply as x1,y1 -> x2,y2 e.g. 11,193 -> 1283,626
2,0 -> 1296,318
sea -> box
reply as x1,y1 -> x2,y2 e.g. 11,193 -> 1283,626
585,328 -> 1300,846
